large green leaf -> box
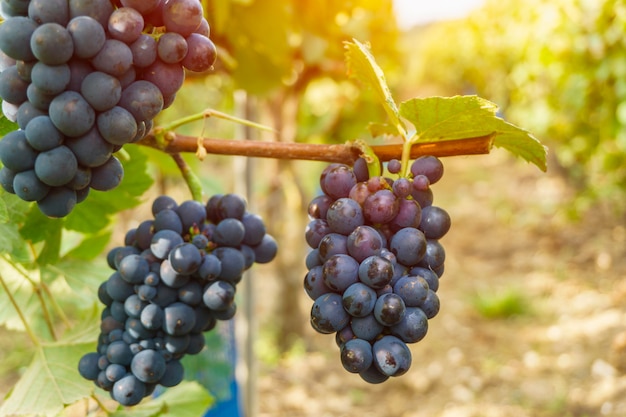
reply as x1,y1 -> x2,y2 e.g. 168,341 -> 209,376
344,39 -> 404,136
399,96 -> 548,171
0,341 -> 94,417
110,382 -> 214,417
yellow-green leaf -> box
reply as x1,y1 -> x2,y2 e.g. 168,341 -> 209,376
0,342 -> 94,417
344,39 -> 403,136
399,95 -> 548,171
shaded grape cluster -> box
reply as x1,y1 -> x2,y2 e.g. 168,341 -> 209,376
304,156 -> 450,383
0,0 -> 217,217
78,194 -> 277,406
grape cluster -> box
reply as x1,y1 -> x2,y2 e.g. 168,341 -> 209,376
304,156 -> 450,383
0,0 -> 217,217
78,194 -> 277,406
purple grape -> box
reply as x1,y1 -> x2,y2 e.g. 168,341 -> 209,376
346,225 -> 383,263
162,0 -> 203,37
389,227 -> 426,267
182,34 -> 217,72
358,255 -> 394,289
411,155 -> 444,184
418,290 -> 440,319
373,293 -> 406,326
322,254 -> 359,292
391,177 -> 411,198
352,157 -> 369,182
305,219 -> 331,249
342,282 -> 377,317
350,313 -> 384,342
304,265 -> 332,301
417,239 -> 446,271
348,182 -> 371,206
393,275 -> 429,307
363,189 -> 399,224
390,307 -> 428,343
321,164 -> 357,200
108,7 -> 144,44
308,194 -> 333,219
310,293 -> 350,334
326,197 -> 364,235
340,338 -> 373,373
419,205 -> 451,240
388,198 -> 421,232
318,233 -> 348,263
372,335 -> 412,377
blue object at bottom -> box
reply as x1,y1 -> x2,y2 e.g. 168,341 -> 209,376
204,380 -> 243,417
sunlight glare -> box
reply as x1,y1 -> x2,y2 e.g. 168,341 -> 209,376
393,0 -> 487,28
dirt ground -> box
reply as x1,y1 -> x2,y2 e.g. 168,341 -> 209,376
254,151 -> 626,417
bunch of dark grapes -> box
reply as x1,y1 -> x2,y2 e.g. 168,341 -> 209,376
0,0 -> 217,217
304,156 -> 450,383
78,194 -> 277,406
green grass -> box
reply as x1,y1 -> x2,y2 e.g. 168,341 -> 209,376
471,286 -> 533,319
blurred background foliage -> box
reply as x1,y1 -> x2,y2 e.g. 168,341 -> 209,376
403,0 -> 626,218
157,0 -> 626,356
177,0 -> 626,221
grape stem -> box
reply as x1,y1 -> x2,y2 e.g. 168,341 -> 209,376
139,132 -> 495,164
155,108 -> 277,135
171,153 -> 204,203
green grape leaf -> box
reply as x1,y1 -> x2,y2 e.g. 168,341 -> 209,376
344,39 -> 403,136
0,258 -> 39,332
0,222 -> 23,256
19,206 -> 64,265
1,190 -> 30,224
65,145 -> 153,233
399,95 -> 548,171
49,257 -> 110,304
110,382 -> 214,417
0,341 -> 94,417
0,198 -> 8,223
0,106 -> 18,137
64,231 -> 112,261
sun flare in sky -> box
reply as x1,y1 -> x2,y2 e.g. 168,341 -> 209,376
393,0 -> 486,28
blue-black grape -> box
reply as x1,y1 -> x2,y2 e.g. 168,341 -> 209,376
0,16 -> 37,61
130,349 -> 165,383
31,62 -> 71,95
0,65 -> 28,104
30,23 -> 74,65
310,293 -> 350,334
48,91 -> 95,137
111,374 -> 146,406
34,145 -> 77,186
13,169 -> 50,201
36,186 -> 76,218
340,338 -> 373,374
81,71 -> 122,112
0,129 -> 37,172
89,156 -> 123,191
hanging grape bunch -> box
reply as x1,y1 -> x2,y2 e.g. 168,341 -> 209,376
0,0 -> 217,217
304,155 -> 450,383
78,193 -> 277,406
